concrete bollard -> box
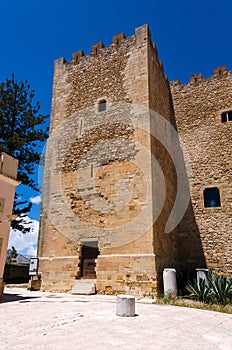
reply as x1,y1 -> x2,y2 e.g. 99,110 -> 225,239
116,294 -> 135,317
163,268 -> 177,296
196,268 -> 208,284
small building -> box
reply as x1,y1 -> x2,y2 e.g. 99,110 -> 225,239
15,254 -> 30,265
0,153 -> 19,296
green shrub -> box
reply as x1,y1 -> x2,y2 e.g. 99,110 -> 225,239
185,272 -> 232,305
185,278 -> 211,303
207,272 -> 232,306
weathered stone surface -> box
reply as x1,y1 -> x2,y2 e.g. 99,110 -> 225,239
38,24 -> 179,297
38,24 -> 232,297
70,279 -> 96,295
171,69 -> 232,275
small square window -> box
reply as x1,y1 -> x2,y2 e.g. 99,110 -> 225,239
98,100 -> 106,112
203,187 -> 221,208
221,110 -> 232,123
228,111 -> 232,121
221,112 -> 227,123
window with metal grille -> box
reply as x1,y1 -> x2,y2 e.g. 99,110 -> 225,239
221,110 -> 232,123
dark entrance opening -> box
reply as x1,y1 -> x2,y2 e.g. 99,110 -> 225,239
81,241 -> 99,278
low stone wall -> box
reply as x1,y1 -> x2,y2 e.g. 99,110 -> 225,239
4,264 -> 29,283
96,254 -> 157,298
0,278 -> 4,297
39,256 -> 80,292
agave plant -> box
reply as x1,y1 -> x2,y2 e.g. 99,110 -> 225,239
207,272 -> 232,306
185,278 -> 211,303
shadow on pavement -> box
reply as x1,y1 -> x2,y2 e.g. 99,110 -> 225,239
0,293 -> 40,304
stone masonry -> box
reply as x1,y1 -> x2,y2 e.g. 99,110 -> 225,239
171,67 -> 232,275
38,24 -> 232,297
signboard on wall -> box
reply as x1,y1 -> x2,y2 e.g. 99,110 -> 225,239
29,258 -> 39,276
0,198 -> 5,213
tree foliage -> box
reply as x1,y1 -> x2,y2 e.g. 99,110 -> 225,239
0,74 -> 49,232
6,246 -> 18,263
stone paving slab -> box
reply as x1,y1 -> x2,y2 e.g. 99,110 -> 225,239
0,287 -> 232,350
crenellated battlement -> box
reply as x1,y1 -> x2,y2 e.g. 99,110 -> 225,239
170,65 -> 231,88
57,32 -> 128,65
112,32 -> 126,47
53,24 -> 170,89
54,24 -> 158,67
55,31 -> 128,68
72,50 -> 84,64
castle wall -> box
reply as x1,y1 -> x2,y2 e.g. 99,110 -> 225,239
38,24 -> 179,296
171,68 -> 232,274
38,24 -> 232,296
147,38 -> 180,288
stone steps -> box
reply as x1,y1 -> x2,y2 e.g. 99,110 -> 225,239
70,279 -> 96,295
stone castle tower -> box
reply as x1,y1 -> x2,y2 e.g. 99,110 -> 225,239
38,24 -> 232,297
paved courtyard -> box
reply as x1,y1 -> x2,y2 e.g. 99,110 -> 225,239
0,287 -> 232,350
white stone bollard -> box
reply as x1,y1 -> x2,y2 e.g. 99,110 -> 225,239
163,268 -> 177,296
116,294 -> 135,317
196,268 -> 208,284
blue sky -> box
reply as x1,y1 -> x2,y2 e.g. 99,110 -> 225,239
1,0 -> 232,253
